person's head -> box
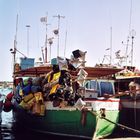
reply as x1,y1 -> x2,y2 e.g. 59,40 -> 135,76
19,78 -> 24,85
27,77 -> 32,85
52,64 -> 59,73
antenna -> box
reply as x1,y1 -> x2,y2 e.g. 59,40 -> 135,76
53,14 -> 65,56
64,30 -> 67,57
110,26 -> 112,65
128,0 -> 133,33
122,0 -> 134,67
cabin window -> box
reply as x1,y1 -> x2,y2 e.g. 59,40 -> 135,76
100,82 -> 114,96
85,81 -> 90,89
90,81 -> 100,95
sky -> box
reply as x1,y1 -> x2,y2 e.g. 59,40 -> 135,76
0,0 -> 140,81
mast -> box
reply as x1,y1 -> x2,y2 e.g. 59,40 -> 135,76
13,14 -> 18,77
53,14 -> 65,57
10,14 -> 18,87
26,25 -> 31,57
40,15 -> 48,63
130,29 -> 136,66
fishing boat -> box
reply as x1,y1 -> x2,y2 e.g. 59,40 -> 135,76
9,51 -> 123,140
114,66 -> 140,135
8,15 -> 123,139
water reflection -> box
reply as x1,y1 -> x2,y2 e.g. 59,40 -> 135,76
1,111 -> 14,140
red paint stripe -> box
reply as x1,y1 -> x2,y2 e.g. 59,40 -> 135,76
84,98 -> 120,102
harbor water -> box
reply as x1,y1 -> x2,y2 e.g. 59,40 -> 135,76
0,88 -> 140,140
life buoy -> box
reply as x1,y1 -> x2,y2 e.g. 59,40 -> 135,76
3,100 -> 13,112
3,92 -> 14,112
6,92 -> 14,101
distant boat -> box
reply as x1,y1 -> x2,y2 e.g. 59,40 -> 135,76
11,59 -> 122,139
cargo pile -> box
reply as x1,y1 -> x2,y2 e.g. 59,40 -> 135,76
13,50 -> 88,116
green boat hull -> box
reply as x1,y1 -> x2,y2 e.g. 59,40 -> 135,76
13,101 -> 119,139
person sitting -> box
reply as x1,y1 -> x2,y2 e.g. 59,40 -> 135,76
14,78 -> 25,103
42,64 -> 61,100
22,78 -> 33,96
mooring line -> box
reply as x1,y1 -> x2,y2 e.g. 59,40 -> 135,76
90,110 -> 140,135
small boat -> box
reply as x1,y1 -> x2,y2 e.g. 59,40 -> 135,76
11,54 -> 122,139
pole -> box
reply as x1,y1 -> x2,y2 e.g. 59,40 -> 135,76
41,47 -> 44,63
45,21 -> 48,63
48,37 -> 53,62
26,25 -> 30,57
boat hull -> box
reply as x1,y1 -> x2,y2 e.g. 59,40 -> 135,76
13,99 -> 120,139
118,98 -> 140,136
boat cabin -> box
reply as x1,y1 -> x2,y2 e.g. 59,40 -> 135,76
84,79 -> 115,99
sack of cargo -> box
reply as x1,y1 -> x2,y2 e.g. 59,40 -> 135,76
19,100 -> 27,109
26,97 -> 36,109
40,104 -> 45,116
31,85 -> 42,93
22,85 -> 32,95
34,92 -> 44,103
32,77 -> 44,86
32,102 -> 41,115
23,93 -> 34,103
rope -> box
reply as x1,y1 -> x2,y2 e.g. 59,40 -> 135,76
103,116 -> 140,134
89,110 -> 140,135
108,88 -> 140,98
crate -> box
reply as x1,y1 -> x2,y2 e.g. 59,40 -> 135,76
51,58 -> 58,65
20,57 -> 35,70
